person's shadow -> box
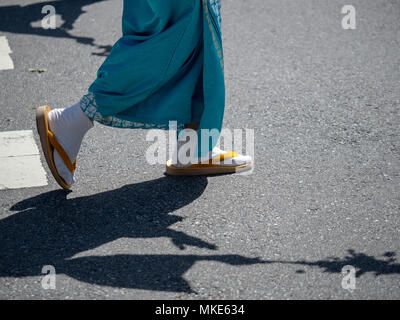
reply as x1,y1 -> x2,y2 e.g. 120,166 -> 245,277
0,176 -> 264,293
0,0 -> 112,56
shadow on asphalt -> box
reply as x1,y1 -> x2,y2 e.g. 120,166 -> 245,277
0,0 -> 112,56
1,177 -> 398,292
281,250 -> 400,278
1,176 -> 264,293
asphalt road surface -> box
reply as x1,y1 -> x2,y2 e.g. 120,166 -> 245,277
0,0 -> 399,299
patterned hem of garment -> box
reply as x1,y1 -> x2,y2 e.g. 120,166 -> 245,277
80,93 -> 184,130
210,0 -> 222,28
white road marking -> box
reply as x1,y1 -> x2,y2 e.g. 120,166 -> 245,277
0,36 -> 14,70
0,130 -> 47,190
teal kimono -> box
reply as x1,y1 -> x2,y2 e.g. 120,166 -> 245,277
80,0 -> 225,157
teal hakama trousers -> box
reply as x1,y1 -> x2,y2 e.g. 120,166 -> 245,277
80,0 -> 225,157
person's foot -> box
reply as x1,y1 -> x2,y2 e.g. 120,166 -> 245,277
205,146 -> 252,166
166,143 -> 253,176
172,142 -> 252,167
48,103 -> 93,185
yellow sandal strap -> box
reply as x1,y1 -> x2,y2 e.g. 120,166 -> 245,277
47,130 -> 76,173
210,151 -> 239,164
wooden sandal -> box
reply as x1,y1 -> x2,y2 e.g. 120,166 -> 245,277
165,151 -> 253,176
35,106 -> 76,190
